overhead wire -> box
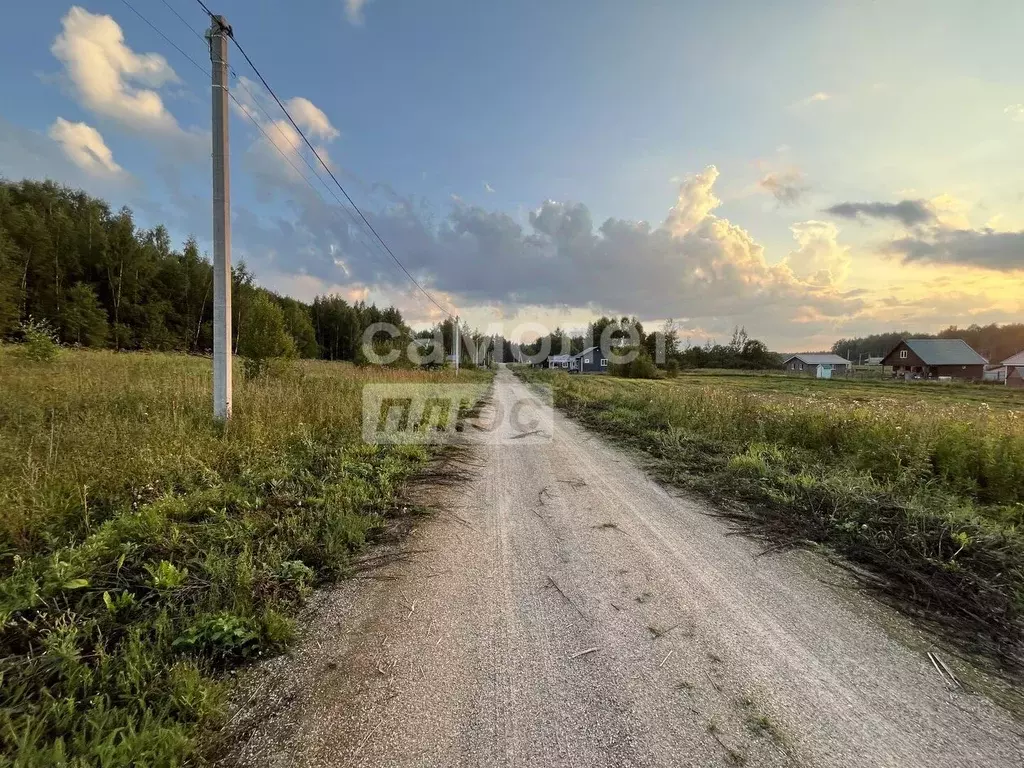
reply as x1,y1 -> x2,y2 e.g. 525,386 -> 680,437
193,0 -> 215,18
128,0 -> 452,317
190,0 -> 454,317
119,1 -> 320,192
158,0 -> 205,43
118,0 -> 205,74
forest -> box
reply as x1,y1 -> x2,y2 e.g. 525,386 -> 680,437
831,324 -> 1024,364
517,319 -> 780,371
0,178 -> 410,360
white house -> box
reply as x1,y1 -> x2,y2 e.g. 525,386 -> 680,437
1003,350 -> 1024,388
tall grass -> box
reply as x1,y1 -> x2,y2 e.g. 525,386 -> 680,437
520,369 -> 1024,668
0,347 -> 490,765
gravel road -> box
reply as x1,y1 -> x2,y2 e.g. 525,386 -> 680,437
227,368 -> 1024,768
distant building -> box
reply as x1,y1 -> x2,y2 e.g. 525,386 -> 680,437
782,353 -> 852,375
1002,350 -> 1024,388
571,346 -> 607,374
881,338 -> 987,380
545,354 -> 575,370
865,356 -> 884,366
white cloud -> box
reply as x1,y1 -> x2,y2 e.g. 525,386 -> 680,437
230,164 -> 862,345
345,0 -> 371,24
48,117 -> 123,176
287,97 -> 339,141
231,76 -> 339,183
484,182 -> 495,193
783,221 -> 850,287
927,193 -> 972,230
663,165 -> 721,236
1003,104 -> 1024,123
0,116 -> 131,196
798,91 -> 831,106
262,118 -> 306,167
51,7 -> 182,135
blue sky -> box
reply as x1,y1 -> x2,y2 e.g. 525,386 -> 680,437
1,1 -> 1022,347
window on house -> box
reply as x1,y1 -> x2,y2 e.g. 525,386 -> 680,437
899,350 -> 908,359
600,359 -> 608,367
562,362 -> 568,368
584,358 -> 591,363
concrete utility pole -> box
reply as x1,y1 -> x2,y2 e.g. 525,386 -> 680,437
208,15 -> 233,420
454,316 -> 460,375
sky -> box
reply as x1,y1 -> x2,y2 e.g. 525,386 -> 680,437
1,0 -> 1022,350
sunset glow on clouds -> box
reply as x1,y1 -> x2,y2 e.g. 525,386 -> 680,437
1,2 -> 1022,348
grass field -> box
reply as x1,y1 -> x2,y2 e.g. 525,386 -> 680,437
673,368 -> 1024,411
0,347 -> 490,766
516,367 -> 1024,671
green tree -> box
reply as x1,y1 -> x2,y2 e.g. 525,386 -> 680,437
280,299 -> 319,358
0,228 -> 19,335
0,178 -> 410,358
61,282 -> 108,346
237,292 -> 296,376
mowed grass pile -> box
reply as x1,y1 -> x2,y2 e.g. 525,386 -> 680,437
0,347 -> 489,765
519,369 -> 1024,666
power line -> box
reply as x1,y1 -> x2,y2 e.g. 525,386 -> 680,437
193,0 -> 215,19
120,2 -> 319,213
125,0 -> 447,313
119,0 -> 206,76
161,1 -> 330,191
159,0 -> 205,44
226,83 -> 424,287
223,70 -> 432,294
226,34 -> 454,317
156,0 -> 322,176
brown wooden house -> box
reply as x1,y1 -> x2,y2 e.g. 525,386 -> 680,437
1003,350 -> 1024,388
881,338 -> 987,380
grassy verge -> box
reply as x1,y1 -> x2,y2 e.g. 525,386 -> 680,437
669,368 -> 1024,411
515,368 -> 1024,673
0,347 -> 491,766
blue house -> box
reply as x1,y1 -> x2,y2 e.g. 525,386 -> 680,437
571,346 -> 607,373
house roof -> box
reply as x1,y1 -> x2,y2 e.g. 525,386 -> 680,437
548,354 -> 574,363
783,353 -> 851,365
571,346 -> 600,360
1003,350 -> 1024,366
890,338 -> 988,365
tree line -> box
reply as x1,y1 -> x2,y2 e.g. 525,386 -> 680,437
515,318 -> 779,374
0,179 -> 411,360
831,324 -> 1024,365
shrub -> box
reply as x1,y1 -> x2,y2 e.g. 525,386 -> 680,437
610,350 -> 660,379
18,317 -> 60,362
238,293 -> 296,379
173,613 -> 262,662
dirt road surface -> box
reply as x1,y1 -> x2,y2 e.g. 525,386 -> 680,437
227,368 -> 1024,768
